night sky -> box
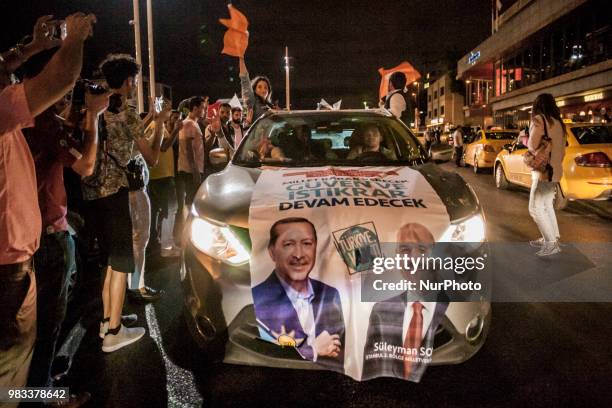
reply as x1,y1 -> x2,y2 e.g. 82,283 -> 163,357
1,0 -> 490,108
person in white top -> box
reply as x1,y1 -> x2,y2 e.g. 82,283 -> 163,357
177,96 -> 205,203
383,72 -> 407,119
527,93 -> 566,256
230,106 -> 245,148
452,126 -> 464,167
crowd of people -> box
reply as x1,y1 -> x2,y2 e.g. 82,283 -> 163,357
0,12 -> 271,407
0,11 -> 565,407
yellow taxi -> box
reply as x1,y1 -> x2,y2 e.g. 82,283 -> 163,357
494,122 -> 612,209
462,128 -> 519,173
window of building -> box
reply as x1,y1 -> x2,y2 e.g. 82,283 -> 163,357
434,90 -> 438,99
434,108 -> 437,117
440,86 -> 445,96
428,94 -> 431,102
440,105 -> 445,115
493,1 -> 610,96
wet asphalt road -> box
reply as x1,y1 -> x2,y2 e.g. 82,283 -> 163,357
61,161 -> 612,408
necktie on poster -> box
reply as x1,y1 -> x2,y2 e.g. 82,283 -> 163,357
403,301 -> 423,379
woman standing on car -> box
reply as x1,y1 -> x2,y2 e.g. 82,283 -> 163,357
238,57 -> 274,124
527,93 -> 566,256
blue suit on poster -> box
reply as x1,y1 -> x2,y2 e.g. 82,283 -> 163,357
252,271 -> 345,372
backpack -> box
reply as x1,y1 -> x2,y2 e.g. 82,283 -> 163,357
523,115 -> 551,172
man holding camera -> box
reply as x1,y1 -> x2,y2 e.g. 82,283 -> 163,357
0,11 -> 95,395
82,53 -> 169,352
21,45 -> 111,390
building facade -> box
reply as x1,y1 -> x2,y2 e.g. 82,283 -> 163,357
425,73 -> 465,130
457,0 -> 611,129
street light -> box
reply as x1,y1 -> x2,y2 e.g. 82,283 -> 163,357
284,46 -> 290,110
131,0 -> 144,113
146,0 -> 156,102
131,0 -> 156,112
413,80 -> 421,130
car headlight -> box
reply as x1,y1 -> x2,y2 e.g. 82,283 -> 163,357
439,214 -> 485,243
190,217 -> 250,265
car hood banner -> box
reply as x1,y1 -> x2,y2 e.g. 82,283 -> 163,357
248,166 -> 450,381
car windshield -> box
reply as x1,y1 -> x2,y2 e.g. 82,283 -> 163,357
485,131 -> 517,140
233,111 -> 427,167
571,125 -> 612,145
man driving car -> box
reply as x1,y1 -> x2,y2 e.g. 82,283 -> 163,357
347,124 -> 397,160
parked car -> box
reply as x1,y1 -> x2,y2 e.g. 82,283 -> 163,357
429,142 -> 454,163
494,122 -> 612,209
181,109 -> 491,377
414,130 -> 453,163
463,129 -> 519,173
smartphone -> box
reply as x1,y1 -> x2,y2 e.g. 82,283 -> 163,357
60,21 -> 67,40
154,96 -> 164,113
48,21 -> 67,40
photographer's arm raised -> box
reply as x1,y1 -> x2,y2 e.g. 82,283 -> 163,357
135,104 -> 171,166
24,13 -> 96,118
71,91 -> 110,177
161,120 -> 182,152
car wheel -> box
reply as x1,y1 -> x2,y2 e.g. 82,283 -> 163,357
495,164 -> 509,189
473,156 -> 480,173
179,306 -> 226,365
554,184 -> 568,210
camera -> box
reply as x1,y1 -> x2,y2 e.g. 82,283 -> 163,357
45,21 -> 67,41
72,79 -> 108,111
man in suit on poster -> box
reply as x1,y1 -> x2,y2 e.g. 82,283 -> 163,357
252,217 -> 345,372
362,223 -> 449,381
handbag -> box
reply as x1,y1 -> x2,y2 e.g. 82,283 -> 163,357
523,115 -> 551,172
107,153 -> 145,191
81,113 -> 144,191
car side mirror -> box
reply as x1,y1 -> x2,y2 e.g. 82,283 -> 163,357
503,143 -> 512,151
209,147 -> 229,168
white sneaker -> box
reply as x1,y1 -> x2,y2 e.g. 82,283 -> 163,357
536,242 -> 561,257
529,237 -> 545,247
101,325 -> 145,352
99,314 -> 138,338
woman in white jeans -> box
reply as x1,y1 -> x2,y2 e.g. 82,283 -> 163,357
527,93 -> 565,256
128,153 -> 164,301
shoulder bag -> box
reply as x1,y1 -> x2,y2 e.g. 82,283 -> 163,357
523,115 -> 551,173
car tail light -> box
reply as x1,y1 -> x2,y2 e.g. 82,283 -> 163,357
483,145 -> 496,153
574,152 -> 612,167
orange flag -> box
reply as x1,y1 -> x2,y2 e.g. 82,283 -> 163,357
378,62 -> 421,100
219,4 -> 249,57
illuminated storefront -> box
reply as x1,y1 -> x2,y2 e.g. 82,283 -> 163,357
457,0 -> 611,128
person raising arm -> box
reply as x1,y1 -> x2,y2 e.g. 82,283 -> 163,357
239,56 -> 273,123
23,13 -> 96,118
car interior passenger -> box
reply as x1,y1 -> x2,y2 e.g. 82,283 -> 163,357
346,124 -> 397,161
